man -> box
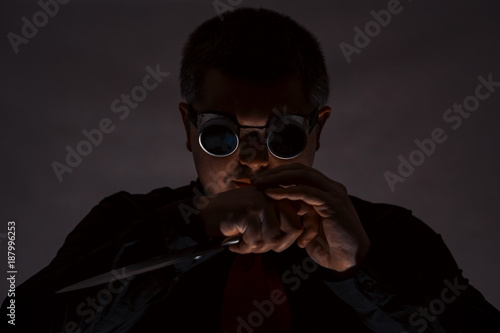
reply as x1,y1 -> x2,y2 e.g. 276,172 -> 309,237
2,7 -> 499,333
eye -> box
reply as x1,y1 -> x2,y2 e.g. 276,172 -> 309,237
268,123 -> 307,159
200,124 -> 238,156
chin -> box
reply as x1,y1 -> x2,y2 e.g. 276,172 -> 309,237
200,178 -> 232,195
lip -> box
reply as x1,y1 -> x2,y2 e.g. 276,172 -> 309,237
233,179 -> 252,188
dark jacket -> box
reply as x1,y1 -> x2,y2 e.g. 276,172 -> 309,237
2,180 -> 500,332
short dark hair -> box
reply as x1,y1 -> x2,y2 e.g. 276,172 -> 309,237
179,7 -> 329,109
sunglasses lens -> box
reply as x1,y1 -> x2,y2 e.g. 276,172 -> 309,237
268,124 -> 307,159
200,125 -> 238,156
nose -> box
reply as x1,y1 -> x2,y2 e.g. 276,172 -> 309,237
238,130 -> 269,168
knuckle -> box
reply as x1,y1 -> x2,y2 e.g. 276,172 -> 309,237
263,235 -> 281,249
244,239 -> 263,249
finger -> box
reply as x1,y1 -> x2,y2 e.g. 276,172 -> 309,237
264,185 -> 325,205
263,186 -> 336,218
229,214 -> 263,254
296,201 -> 311,216
304,236 -> 330,263
272,199 -> 303,252
220,220 -> 244,237
256,201 -> 283,253
254,165 -> 350,200
296,205 -> 320,248
254,162 -> 324,178
254,166 -> 332,192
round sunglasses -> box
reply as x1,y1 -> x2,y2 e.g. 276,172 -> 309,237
188,104 -> 319,159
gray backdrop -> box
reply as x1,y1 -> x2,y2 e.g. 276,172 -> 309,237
1,0 -> 499,310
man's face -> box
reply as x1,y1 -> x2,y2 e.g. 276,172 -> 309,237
179,68 -> 331,194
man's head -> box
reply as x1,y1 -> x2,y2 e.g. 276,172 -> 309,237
178,8 -> 331,194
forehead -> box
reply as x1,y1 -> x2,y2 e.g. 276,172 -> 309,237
194,68 -> 311,125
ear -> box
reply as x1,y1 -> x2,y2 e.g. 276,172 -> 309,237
178,102 -> 192,152
315,106 -> 332,151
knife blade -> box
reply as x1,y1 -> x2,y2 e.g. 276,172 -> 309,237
56,235 -> 241,293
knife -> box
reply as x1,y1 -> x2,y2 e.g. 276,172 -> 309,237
56,235 -> 241,293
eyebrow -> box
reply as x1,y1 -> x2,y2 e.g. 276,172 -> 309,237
204,110 -> 269,129
197,108 -> 226,114
191,106 -> 305,118
189,106 -> 239,123
188,104 -> 316,129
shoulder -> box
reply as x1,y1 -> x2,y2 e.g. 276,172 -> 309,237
349,195 -> 412,223
54,181 -> 197,258
348,195 -> 453,268
348,195 -> 438,238
349,195 -> 460,282
95,181 -> 196,217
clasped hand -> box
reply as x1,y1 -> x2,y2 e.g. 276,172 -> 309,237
199,163 -> 370,274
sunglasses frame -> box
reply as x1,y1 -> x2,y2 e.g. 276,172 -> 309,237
187,104 -> 320,159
